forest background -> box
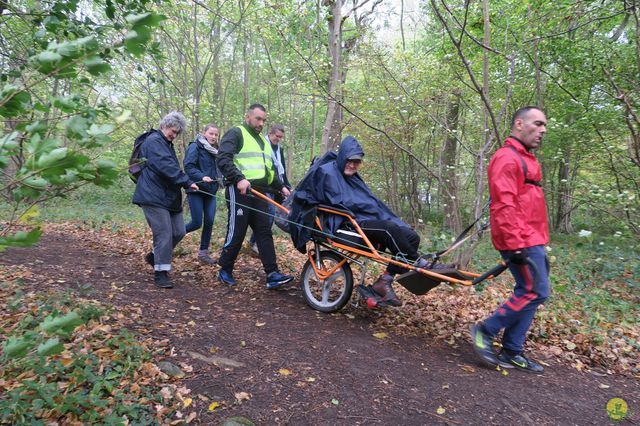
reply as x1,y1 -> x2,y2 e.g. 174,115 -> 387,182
1,0 -> 639,422
1,0 -> 639,385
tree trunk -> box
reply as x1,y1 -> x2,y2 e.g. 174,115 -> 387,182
440,90 -> 462,233
554,147 -> 574,233
192,2 -> 201,132
310,95 -> 317,163
321,0 -> 343,154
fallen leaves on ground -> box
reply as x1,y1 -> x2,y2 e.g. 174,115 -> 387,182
0,275 -> 196,424
21,222 -> 640,377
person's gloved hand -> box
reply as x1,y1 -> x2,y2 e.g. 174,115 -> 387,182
508,249 -> 528,265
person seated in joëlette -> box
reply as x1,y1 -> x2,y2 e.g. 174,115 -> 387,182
289,135 -> 428,307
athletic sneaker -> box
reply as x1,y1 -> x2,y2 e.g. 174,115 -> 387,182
266,271 -> 294,289
497,351 -> 544,373
218,269 -> 237,286
469,324 -> 510,368
198,254 -> 217,265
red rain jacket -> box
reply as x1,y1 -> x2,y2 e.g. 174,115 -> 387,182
488,137 -> 549,250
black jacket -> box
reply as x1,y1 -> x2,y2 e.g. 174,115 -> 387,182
270,139 -> 291,189
217,124 -> 283,191
183,136 -> 219,195
132,129 -> 193,212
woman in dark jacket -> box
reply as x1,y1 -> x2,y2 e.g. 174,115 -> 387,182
132,111 -> 198,288
183,123 -> 220,264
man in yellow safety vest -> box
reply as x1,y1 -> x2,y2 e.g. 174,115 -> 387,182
215,103 -> 293,289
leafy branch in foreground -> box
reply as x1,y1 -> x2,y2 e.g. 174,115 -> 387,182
0,1 -> 166,250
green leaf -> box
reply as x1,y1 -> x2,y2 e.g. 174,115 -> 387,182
37,147 -> 69,168
123,13 -> 166,56
56,36 -> 99,59
84,56 -> 111,76
0,84 -> 31,118
87,123 -> 114,136
93,159 -> 119,186
26,120 -> 49,135
43,15 -> 61,32
3,336 -> 36,359
124,30 -> 149,56
34,50 -> 63,74
53,96 -> 79,113
105,0 -> 116,19
40,311 -> 84,334
0,131 -> 19,152
37,338 -> 64,356
65,115 -> 89,139
23,176 -> 48,189
125,13 -> 166,27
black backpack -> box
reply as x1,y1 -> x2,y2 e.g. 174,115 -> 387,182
128,129 -> 154,183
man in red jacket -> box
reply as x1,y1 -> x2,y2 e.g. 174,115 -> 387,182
470,106 -> 550,373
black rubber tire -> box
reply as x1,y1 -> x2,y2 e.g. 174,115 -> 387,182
300,250 -> 354,313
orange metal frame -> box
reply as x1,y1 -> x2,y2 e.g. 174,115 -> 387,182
250,188 -> 485,287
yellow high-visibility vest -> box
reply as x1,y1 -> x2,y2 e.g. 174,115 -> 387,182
234,125 -> 274,183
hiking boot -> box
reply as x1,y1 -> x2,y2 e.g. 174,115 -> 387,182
218,269 -> 237,286
154,271 -> 173,288
198,254 -> 217,265
266,271 -> 294,289
414,257 -> 431,269
250,242 -> 259,256
497,351 -> 544,373
356,285 -> 388,309
469,323 -> 506,368
371,274 -> 402,306
145,252 -> 154,267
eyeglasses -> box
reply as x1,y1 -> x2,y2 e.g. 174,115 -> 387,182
347,159 -> 362,165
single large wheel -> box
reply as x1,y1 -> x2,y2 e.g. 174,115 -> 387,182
301,250 -> 354,313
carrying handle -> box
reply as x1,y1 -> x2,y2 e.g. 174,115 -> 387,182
472,261 -> 509,285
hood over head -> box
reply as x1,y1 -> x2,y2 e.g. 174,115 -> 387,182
336,136 -> 365,173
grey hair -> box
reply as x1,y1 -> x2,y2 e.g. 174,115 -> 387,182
269,124 -> 285,134
159,111 -> 187,133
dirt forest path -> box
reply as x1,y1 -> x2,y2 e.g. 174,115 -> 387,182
2,229 -> 638,425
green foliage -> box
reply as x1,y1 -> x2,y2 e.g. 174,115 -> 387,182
0,286 -> 164,424
0,0 -> 167,250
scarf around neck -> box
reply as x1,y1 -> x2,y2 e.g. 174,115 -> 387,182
197,134 -> 218,155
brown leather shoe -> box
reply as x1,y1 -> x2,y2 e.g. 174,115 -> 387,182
371,274 -> 401,306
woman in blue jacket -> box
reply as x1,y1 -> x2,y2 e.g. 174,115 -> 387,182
132,111 -> 198,288
184,123 -> 220,264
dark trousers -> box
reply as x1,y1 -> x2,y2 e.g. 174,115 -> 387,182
359,220 -> 421,275
218,185 -> 278,274
185,192 -> 216,251
482,245 -> 550,353
249,192 -> 275,245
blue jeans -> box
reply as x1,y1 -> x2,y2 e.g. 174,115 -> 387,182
482,245 -> 550,353
249,193 -> 275,245
185,193 -> 216,251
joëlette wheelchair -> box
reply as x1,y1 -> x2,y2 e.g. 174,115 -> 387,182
251,189 -> 510,313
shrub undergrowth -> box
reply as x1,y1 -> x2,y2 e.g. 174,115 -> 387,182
0,278 -> 186,424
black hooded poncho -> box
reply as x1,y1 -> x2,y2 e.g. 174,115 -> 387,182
288,136 -> 407,253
